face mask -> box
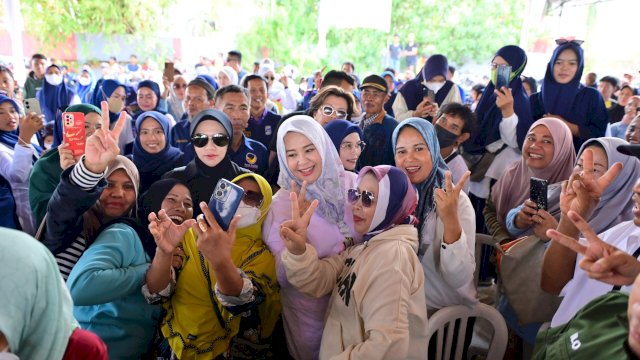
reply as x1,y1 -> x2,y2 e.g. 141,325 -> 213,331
435,123 -> 459,148
101,87 -> 123,113
425,81 -> 445,93
78,76 -> 91,86
44,74 -> 63,86
490,68 -> 498,86
235,201 -> 261,228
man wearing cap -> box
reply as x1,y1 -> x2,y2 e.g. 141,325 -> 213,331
357,74 -> 398,168
170,78 -> 216,163
541,143 -> 640,328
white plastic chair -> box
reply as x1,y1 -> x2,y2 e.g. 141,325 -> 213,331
428,303 -> 508,360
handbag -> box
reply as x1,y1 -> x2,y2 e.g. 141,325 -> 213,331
498,235 -> 563,325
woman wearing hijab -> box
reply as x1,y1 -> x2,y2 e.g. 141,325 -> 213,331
29,103 -> 103,227
143,174 -> 282,359
164,109 -> 248,217
218,65 -> 239,87
280,165 -> 429,359
529,40 -> 607,152
324,119 -> 365,172
76,66 -> 95,103
131,111 -> 184,194
484,118 -> 576,245
0,95 -> 43,234
37,64 -> 78,126
0,228 -> 108,359
392,118 -> 477,311
90,78 -> 135,154
263,115 -> 362,360
166,74 -> 187,121
63,113 -> 163,359
392,54 -> 462,122
498,136 -> 640,345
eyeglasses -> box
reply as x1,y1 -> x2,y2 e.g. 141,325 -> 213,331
348,188 -> 376,208
321,105 -> 347,119
173,83 -> 187,89
264,75 -> 275,81
340,141 -> 366,152
243,190 -> 264,208
555,38 -> 584,46
191,133 -> 229,148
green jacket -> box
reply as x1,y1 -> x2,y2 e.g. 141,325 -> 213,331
23,71 -> 43,100
29,148 -> 62,227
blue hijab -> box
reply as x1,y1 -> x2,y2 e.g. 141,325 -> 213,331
132,111 -> 183,182
541,42 -> 584,119
196,74 -> 219,91
91,79 -> 125,125
323,119 -> 364,152
391,118 -> 447,238
36,65 -> 75,125
467,45 -> 533,154
398,54 -> 455,110
75,69 -> 94,103
0,96 -> 21,149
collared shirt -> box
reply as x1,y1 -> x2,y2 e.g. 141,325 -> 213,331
170,120 -> 196,163
229,135 -> 269,175
551,221 -> 640,327
245,109 -> 281,149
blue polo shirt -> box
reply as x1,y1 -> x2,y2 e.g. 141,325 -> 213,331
244,109 -> 281,149
170,119 -> 196,163
229,135 -> 269,175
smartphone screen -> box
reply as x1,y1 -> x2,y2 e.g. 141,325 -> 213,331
495,64 -> 512,90
208,179 -> 245,231
62,112 -> 86,156
164,62 -> 175,82
530,177 -> 548,211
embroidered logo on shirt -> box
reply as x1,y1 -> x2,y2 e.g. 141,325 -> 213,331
265,125 -> 272,136
246,153 -> 257,165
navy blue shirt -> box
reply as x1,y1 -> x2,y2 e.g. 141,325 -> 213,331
244,109 -> 281,149
229,135 -> 269,175
170,120 -> 196,163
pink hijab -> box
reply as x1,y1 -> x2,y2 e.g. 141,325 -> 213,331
491,117 -> 576,227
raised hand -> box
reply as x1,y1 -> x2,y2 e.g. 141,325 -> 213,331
18,112 -> 44,143
148,209 -> 196,255
547,210 -> 640,286
435,171 -> 469,220
290,180 -> 311,218
560,149 -> 622,219
531,209 -> 558,241
193,202 -> 239,267
58,143 -> 77,170
280,190 -> 318,255
83,101 -> 127,173
495,86 -> 514,118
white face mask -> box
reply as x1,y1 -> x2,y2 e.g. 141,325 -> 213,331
425,81 -> 445,93
235,201 -> 261,229
45,73 -> 63,86
78,76 -> 91,86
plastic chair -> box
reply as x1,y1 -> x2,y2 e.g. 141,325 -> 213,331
428,303 -> 508,360
474,233 -> 498,287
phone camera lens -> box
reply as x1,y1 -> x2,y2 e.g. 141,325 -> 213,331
216,191 -> 223,197
220,183 -> 226,189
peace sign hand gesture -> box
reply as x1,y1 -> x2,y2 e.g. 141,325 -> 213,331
290,180 -> 312,218
435,171 -> 469,219
280,191 -> 318,256
83,101 -> 127,174
148,209 -> 196,256
547,210 -> 640,287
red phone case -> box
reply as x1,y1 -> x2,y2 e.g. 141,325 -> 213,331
62,112 -> 86,156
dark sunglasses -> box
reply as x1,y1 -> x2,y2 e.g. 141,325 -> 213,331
321,105 -> 347,119
191,133 -> 229,148
264,75 -> 275,81
555,38 -> 584,46
348,188 -> 375,208
243,190 -> 264,207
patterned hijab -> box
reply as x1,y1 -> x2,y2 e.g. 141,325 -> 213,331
276,115 -> 351,237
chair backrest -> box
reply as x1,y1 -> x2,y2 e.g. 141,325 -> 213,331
474,233 -> 496,287
428,303 -> 508,360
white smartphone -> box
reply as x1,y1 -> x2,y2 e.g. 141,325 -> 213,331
23,98 -> 42,115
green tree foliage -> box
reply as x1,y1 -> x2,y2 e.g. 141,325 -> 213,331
237,0 -> 525,74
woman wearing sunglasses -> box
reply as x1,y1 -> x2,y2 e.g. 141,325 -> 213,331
263,115 -> 361,359
529,39 -> 607,152
164,109 -> 248,217
308,85 -> 355,125
392,118 -> 476,311
130,111 -> 184,194
324,119 -> 366,172
144,173 -> 282,359
280,165 -> 428,359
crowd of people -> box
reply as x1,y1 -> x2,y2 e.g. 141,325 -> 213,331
2,38 -> 640,360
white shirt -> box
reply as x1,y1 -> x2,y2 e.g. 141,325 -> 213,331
392,84 -> 462,122
421,191 -> 477,309
445,152 -> 470,194
551,220 -> 640,327
0,141 -> 38,234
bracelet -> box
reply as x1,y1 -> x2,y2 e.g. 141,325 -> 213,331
17,137 -> 31,147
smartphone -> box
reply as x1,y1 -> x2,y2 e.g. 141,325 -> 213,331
23,98 -> 42,116
422,85 -> 435,102
530,177 -> 548,211
208,179 -> 245,231
495,64 -> 512,91
62,112 -> 86,156
163,62 -> 175,82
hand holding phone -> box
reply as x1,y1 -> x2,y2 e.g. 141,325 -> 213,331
23,98 -> 42,116
207,179 -> 245,231
495,64 -> 512,92
530,177 -> 549,211
62,112 -> 86,157
163,62 -> 175,82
